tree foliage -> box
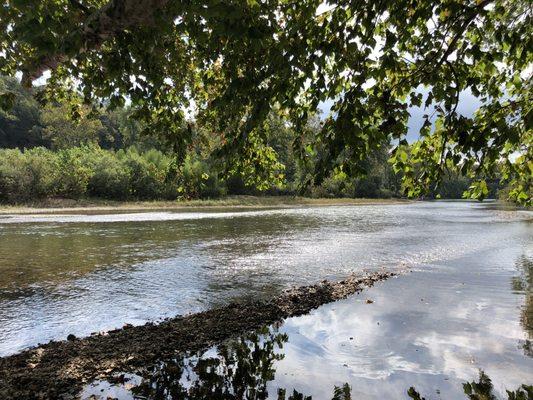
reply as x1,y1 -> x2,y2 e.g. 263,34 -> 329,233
40,102 -> 104,149
0,76 -> 44,148
0,0 -> 531,204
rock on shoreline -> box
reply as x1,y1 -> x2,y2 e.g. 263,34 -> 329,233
0,271 -> 395,399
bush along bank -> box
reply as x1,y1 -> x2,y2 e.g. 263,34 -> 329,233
0,146 -> 226,203
0,144 -> 405,204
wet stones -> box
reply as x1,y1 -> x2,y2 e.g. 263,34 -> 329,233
0,270 -> 395,399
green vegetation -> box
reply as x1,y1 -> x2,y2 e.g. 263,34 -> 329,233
1,76 -> 504,204
0,76 -> 408,203
1,0 -> 531,205
0,146 -> 212,202
0,144 -> 405,203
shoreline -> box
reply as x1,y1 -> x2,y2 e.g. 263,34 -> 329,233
0,195 -> 409,215
0,271 -> 396,399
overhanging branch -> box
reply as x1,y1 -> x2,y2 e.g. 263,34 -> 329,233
21,0 -> 170,87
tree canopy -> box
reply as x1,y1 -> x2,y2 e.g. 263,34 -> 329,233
0,0 -> 531,204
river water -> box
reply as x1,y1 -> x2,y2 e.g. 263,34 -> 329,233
0,201 -> 531,398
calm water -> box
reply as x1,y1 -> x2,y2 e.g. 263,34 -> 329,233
1,201 -> 532,397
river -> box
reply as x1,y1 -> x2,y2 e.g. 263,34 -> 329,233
0,201 -> 531,398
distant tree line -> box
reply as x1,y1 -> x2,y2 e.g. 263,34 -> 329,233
0,76 -> 494,203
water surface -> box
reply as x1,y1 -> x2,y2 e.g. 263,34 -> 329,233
1,201 -> 532,397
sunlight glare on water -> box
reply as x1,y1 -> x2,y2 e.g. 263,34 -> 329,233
0,201 -> 531,360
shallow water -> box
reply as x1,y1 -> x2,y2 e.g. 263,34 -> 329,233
82,247 -> 533,399
1,201 -> 532,396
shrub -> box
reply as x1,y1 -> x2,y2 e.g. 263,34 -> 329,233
0,145 -> 249,203
181,155 -> 225,199
55,147 -> 93,198
87,150 -> 130,199
22,147 -> 58,198
0,147 -> 57,202
353,175 -> 382,198
0,148 -> 31,202
120,148 -> 164,199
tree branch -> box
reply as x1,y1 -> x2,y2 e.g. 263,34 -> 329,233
435,0 -> 493,67
21,0 -> 170,87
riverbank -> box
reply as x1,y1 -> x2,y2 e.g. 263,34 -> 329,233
0,271 -> 395,400
0,195 -> 408,215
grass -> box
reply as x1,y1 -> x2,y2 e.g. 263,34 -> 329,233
0,195 -> 408,214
